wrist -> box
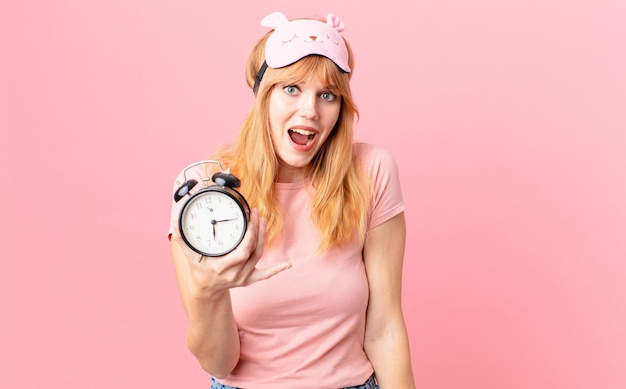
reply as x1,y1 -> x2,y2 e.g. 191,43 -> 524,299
189,286 -> 230,305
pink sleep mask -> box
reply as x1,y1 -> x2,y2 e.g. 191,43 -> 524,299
253,12 -> 351,94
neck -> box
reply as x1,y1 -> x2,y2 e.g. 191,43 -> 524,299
275,164 -> 310,183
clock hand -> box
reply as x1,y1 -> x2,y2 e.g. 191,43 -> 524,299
214,218 -> 238,223
211,219 -> 217,239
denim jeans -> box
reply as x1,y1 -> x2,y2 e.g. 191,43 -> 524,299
210,373 -> 378,389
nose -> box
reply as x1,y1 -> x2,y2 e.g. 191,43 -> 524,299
298,92 -> 319,120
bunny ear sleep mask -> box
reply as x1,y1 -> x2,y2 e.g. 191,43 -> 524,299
253,12 -> 351,94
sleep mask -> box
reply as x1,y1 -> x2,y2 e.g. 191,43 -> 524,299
253,12 -> 351,94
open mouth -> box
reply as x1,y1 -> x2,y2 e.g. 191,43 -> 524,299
288,129 -> 316,146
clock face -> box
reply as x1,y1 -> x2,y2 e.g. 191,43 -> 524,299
179,188 -> 248,256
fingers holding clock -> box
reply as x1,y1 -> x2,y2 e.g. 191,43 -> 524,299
179,208 -> 290,296
238,209 -> 292,284
236,207 -> 264,256
232,207 -> 265,266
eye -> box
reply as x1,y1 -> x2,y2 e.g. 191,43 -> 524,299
283,85 -> 299,95
320,92 -> 337,102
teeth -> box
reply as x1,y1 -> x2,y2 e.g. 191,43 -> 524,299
290,128 -> 315,136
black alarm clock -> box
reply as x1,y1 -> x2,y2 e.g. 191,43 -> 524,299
174,160 -> 250,257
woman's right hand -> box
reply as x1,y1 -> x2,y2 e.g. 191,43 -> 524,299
171,207 -> 291,307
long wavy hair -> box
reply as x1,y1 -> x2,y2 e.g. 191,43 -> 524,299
211,30 -> 370,250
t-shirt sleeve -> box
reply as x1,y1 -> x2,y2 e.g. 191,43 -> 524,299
357,143 -> 406,230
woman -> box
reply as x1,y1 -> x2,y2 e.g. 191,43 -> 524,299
169,12 -> 416,389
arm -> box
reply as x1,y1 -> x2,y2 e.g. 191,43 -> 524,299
170,209 -> 291,378
363,212 -> 416,388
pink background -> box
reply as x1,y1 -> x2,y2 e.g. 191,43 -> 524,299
2,0 -> 625,388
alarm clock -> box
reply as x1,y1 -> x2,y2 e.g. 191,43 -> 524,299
174,160 -> 250,257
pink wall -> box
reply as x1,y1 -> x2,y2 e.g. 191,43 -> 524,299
2,1 -> 625,388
